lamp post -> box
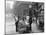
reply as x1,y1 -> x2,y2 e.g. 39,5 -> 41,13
29,5 -> 32,31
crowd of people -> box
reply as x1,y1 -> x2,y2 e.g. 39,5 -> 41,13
14,15 -> 44,33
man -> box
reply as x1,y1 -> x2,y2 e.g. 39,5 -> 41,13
25,16 -> 31,33
15,16 -> 19,32
17,18 -> 26,33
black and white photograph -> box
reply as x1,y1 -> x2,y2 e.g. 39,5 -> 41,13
5,0 -> 44,35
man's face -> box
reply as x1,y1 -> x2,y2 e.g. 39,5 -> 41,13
32,17 -> 36,22
26,16 -> 29,20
